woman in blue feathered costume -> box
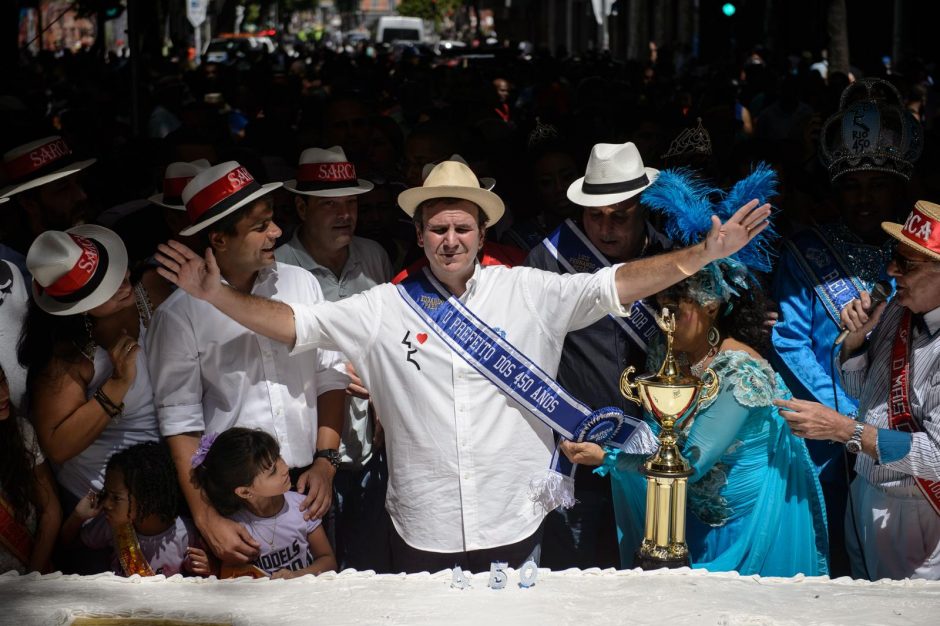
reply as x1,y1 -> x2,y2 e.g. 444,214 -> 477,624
561,166 -> 829,576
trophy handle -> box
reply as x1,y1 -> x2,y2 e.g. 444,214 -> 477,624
699,367 -> 720,404
619,366 -> 642,406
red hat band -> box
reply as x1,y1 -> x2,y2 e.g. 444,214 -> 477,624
186,166 -> 261,224
162,175 -> 195,205
900,205 -> 940,254
4,137 -> 72,182
41,235 -> 110,304
296,161 -> 358,192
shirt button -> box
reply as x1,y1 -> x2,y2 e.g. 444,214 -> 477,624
463,473 -> 470,480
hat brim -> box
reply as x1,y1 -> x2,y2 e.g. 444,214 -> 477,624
881,222 -> 940,262
567,167 -> 659,207
32,224 -> 129,316
282,178 -> 374,197
0,158 -> 96,199
148,193 -> 186,211
398,185 -> 505,225
179,182 -> 283,236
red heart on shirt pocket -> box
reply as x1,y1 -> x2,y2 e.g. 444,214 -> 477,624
416,333 -> 428,344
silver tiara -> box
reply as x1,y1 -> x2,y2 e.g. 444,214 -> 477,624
661,118 -> 713,160
819,78 -> 923,181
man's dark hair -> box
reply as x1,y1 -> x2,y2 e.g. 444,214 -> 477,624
412,197 -> 489,231
197,196 -> 273,250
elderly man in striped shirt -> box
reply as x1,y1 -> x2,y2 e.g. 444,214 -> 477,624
776,200 -> 940,581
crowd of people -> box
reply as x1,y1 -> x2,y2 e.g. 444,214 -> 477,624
0,40 -> 938,582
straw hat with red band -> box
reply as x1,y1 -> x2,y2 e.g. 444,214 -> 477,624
179,161 -> 282,236
283,146 -> 374,197
883,200 -> 940,262
27,225 -> 128,316
149,159 -> 211,211
398,160 -> 505,225
0,136 -> 96,198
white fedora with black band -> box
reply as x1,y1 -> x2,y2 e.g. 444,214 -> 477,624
27,224 -> 128,316
567,142 -> 659,207
0,136 -> 96,199
398,160 -> 505,225
179,161 -> 282,236
283,146 -> 373,197
149,159 -> 211,211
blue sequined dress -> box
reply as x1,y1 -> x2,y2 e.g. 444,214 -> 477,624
600,350 -> 829,576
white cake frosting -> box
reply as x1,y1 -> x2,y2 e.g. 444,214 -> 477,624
2,567 -> 939,625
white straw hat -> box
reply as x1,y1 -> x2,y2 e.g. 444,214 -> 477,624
398,160 -> 505,224
27,224 -> 128,315
179,161 -> 282,236
283,146 -> 373,197
0,136 -> 96,198
149,159 -> 212,210
567,142 -> 659,207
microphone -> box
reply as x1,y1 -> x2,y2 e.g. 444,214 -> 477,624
834,280 -> 892,345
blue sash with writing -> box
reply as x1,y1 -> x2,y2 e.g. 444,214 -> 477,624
542,219 -> 661,353
786,227 -> 865,328
397,268 -> 642,510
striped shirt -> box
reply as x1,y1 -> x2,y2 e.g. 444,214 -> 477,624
841,301 -> 940,487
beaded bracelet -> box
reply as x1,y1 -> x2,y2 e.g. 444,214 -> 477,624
94,386 -> 124,418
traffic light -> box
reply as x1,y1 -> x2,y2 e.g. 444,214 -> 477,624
722,3 -> 737,17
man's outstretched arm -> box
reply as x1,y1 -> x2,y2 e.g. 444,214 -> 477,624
156,241 -> 298,346
614,199 -> 772,304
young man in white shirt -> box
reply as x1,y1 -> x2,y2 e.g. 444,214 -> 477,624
275,147 -> 393,571
156,159 -> 770,572
147,161 -> 348,566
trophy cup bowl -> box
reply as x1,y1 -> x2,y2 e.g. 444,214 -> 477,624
619,309 -> 718,568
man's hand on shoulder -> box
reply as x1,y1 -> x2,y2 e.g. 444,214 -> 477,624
155,240 -> 224,303
296,462 -> 335,521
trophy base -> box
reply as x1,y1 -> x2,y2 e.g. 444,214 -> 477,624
633,550 -> 690,571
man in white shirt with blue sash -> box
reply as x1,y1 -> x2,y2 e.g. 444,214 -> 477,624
156,158 -> 771,572
524,141 -> 669,569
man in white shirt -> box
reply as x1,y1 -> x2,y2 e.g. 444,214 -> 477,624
776,200 -> 940,580
156,159 -> 771,572
147,161 -> 348,565
275,146 -> 393,571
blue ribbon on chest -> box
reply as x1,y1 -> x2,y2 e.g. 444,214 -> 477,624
542,219 -> 662,353
397,267 -> 641,509
786,227 -> 866,328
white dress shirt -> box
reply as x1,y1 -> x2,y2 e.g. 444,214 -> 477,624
147,263 -> 348,469
275,234 -> 392,468
290,262 -> 629,552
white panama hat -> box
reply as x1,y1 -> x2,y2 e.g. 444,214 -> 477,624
27,224 -> 128,316
567,142 -> 659,207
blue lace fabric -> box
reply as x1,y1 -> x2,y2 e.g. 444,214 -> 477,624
601,350 -> 830,576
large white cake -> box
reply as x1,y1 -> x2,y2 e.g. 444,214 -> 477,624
2,568 -> 939,625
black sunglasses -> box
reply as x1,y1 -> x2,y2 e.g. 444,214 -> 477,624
891,253 -> 935,274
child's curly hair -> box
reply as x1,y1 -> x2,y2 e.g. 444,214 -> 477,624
107,441 -> 180,524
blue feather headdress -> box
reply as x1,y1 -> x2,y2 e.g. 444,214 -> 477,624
641,163 -> 779,306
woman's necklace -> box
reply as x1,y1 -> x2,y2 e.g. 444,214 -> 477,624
689,346 -> 719,378
249,509 -> 279,550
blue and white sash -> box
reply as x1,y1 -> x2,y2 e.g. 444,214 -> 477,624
542,219 -> 661,353
397,267 -> 642,510
786,228 -> 865,328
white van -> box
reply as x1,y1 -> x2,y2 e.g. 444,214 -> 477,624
375,16 -> 425,44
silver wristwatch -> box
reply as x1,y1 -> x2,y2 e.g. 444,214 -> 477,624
846,422 -> 865,454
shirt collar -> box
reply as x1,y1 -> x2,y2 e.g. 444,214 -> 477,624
923,305 -> 940,336
285,231 -> 358,275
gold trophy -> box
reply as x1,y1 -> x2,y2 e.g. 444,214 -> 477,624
620,308 -> 718,569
